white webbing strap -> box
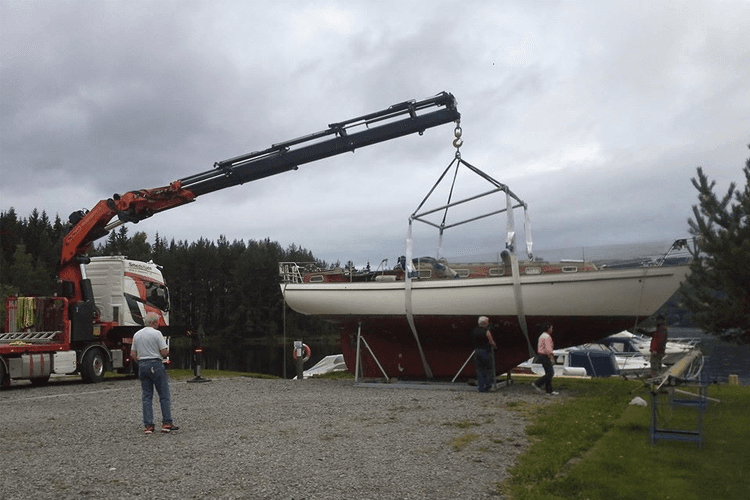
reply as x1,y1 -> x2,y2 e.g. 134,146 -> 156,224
524,206 -> 533,259
509,253 -> 535,358
506,191 -> 515,251
404,221 -> 434,379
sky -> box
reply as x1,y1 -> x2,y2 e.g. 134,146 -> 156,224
1,0 -> 749,268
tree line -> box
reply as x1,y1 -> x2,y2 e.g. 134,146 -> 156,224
0,208 -> 339,375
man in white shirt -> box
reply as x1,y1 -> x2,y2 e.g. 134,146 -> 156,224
132,312 -> 178,434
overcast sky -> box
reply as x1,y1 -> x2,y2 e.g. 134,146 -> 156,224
2,0 -> 748,267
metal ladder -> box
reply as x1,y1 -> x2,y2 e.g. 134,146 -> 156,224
0,331 -> 60,343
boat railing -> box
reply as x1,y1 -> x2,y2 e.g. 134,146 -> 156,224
279,262 -> 310,284
668,337 -> 702,347
653,239 -> 692,267
279,239 -> 693,285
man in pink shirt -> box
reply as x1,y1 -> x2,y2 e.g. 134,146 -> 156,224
532,323 -> 558,395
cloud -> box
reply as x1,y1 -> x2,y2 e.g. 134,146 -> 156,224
2,0 -> 749,269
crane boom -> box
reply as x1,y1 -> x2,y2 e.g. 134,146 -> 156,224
59,92 -> 459,300
182,92 -> 459,196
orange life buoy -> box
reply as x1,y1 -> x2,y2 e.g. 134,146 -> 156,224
292,343 -> 311,363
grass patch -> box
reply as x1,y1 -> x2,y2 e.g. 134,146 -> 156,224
502,378 -> 750,500
453,420 -> 482,429
450,433 -> 480,451
506,399 -> 545,419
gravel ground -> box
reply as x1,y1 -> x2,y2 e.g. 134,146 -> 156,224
0,375 -> 554,500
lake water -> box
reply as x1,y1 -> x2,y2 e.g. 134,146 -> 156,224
670,327 -> 750,386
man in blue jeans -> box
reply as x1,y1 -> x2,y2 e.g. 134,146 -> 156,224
132,312 -> 179,434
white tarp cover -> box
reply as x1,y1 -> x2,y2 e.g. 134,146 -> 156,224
300,354 -> 347,379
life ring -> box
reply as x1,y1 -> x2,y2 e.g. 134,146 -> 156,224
292,343 -> 311,363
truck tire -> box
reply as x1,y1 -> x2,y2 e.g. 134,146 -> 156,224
81,349 -> 105,383
0,360 -> 9,388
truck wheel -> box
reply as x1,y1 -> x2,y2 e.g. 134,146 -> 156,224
0,360 -> 9,388
81,350 -> 105,383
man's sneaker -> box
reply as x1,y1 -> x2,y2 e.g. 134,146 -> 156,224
144,425 -> 155,435
546,391 -> 560,396
161,423 -> 180,433
531,383 -> 543,393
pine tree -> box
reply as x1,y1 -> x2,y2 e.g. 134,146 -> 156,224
126,231 -> 152,262
6,244 -> 53,295
685,146 -> 750,345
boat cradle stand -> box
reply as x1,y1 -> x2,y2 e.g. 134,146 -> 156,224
649,385 -> 711,450
353,322 -> 390,384
451,348 -> 513,390
352,324 -> 508,391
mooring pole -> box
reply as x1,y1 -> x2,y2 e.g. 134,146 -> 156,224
187,327 -> 211,383
294,340 -> 304,380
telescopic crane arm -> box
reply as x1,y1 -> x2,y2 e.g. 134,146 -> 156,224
59,92 -> 460,290
181,91 -> 459,196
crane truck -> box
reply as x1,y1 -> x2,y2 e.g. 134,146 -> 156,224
1,92 -> 461,386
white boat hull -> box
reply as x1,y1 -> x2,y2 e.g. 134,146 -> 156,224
279,264 -> 690,379
283,265 -> 690,319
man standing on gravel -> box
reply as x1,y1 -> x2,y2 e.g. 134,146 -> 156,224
470,316 -> 497,392
132,312 -> 179,434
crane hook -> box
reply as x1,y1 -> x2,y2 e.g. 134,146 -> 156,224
452,125 -> 463,149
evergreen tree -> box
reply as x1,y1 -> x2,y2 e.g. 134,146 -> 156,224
0,208 -> 22,265
6,244 -> 53,295
152,232 -> 167,263
685,147 -> 750,345
126,231 -> 152,261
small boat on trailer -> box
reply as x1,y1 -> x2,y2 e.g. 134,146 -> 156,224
515,342 -> 653,379
279,153 -> 692,381
599,330 -> 701,366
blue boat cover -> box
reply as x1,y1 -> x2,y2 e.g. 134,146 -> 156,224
568,350 -> 620,377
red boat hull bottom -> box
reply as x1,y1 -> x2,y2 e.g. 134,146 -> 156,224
337,315 -> 646,380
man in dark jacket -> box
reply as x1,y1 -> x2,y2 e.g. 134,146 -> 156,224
650,315 -> 668,377
471,316 -> 497,392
